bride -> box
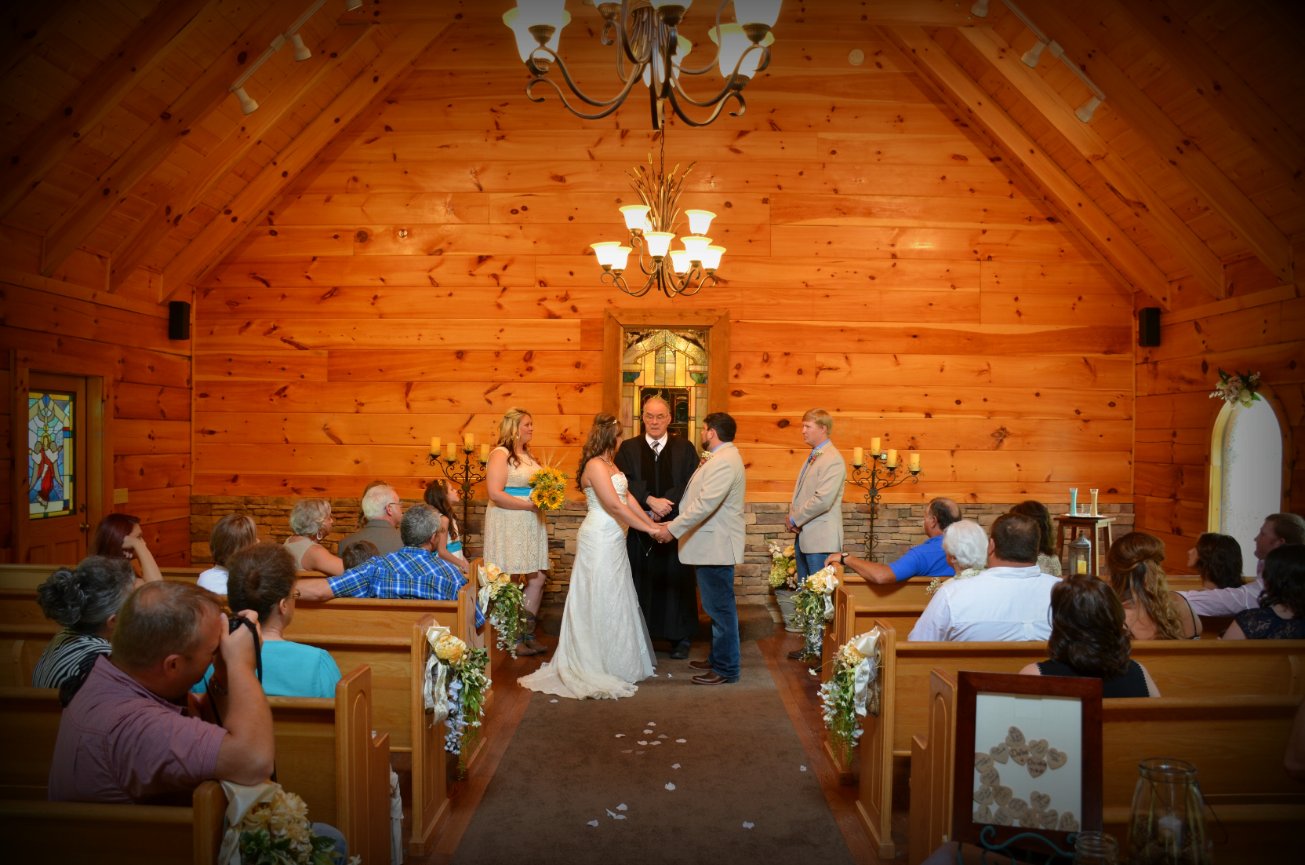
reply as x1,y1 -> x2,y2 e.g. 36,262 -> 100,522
518,413 -> 662,700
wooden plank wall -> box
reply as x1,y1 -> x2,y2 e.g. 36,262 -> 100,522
0,228 -> 192,564
193,15 -> 1136,517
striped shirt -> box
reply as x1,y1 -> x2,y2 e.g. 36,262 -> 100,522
327,546 -> 483,627
32,630 -> 111,689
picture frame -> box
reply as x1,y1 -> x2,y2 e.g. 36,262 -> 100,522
952,671 -> 1103,855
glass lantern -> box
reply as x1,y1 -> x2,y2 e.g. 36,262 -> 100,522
1069,530 -> 1093,577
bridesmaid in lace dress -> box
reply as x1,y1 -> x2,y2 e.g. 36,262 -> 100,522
483,407 -> 550,655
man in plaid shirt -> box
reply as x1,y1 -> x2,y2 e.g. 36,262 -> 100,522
297,505 -> 484,629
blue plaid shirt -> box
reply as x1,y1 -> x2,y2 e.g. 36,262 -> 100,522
327,547 -> 483,627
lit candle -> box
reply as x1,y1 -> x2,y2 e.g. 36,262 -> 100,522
464,432 -> 475,450
430,436 -> 440,456
445,442 -> 457,461
480,443 -> 490,463
852,447 -> 864,467
1076,558 -> 1087,575
1090,488 -> 1099,516
909,452 -> 921,472
871,437 -> 881,456
886,448 -> 898,468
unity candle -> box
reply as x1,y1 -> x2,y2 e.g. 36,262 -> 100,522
871,437 -> 881,455
852,447 -> 865,467
886,449 -> 898,468
445,442 -> 457,461
909,452 -> 921,471
430,436 -> 440,455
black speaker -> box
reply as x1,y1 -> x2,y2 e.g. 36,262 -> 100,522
168,300 -> 190,341
1138,306 -> 1161,347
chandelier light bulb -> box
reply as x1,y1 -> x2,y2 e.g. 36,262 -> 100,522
685,209 -> 715,234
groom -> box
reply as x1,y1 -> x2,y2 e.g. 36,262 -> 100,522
654,412 -> 746,685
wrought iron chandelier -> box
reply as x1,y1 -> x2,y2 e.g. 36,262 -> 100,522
502,0 -> 783,129
589,127 -> 723,299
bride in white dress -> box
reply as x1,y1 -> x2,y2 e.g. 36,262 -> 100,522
519,413 -> 662,700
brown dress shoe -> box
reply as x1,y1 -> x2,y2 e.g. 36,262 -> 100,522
692,672 -> 733,685
688,659 -> 713,671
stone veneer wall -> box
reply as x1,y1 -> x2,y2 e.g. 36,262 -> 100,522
191,496 -> 1134,604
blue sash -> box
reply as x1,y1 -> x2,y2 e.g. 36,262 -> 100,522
447,540 -> 463,555
505,486 -> 531,496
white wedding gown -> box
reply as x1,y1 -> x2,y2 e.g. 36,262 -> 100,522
518,472 -> 656,700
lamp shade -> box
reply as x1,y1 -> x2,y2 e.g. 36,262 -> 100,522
611,245 -> 633,271
590,241 -> 623,268
643,34 -> 692,88
681,234 -> 711,260
503,7 -> 570,63
685,209 -> 715,234
669,249 -> 691,274
734,0 -> 783,29
709,24 -> 774,78
650,0 -> 694,9
700,244 -> 725,270
620,204 -> 652,232
644,231 -> 675,257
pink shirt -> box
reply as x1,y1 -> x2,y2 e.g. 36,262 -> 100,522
48,655 -> 225,803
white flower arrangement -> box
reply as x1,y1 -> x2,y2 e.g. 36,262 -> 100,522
423,625 -> 490,766
792,566 -> 839,661
767,539 -> 798,590
1209,368 -> 1261,407
819,629 -> 882,767
225,783 -> 356,865
478,561 -> 527,656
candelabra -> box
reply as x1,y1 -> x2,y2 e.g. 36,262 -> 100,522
847,444 -> 922,557
427,436 -> 490,540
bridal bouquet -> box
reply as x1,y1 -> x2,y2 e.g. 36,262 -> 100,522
225,782 -> 353,865
1209,368 -> 1261,407
767,539 -> 798,590
479,561 -> 527,656
792,566 -> 839,662
424,625 -> 490,763
528,464 -> 568,511
819,630 -> 882,768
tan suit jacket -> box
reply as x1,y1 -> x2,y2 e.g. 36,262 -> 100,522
668,442 -> 746,566
789,443 -> 846,553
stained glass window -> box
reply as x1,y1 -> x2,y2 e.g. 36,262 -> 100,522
28,390 -> 74,519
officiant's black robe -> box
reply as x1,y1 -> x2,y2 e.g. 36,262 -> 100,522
615,433 -> 699,644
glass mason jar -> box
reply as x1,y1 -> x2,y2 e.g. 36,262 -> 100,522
1128,758 -> 1213,865
1073,830 -> 1119,865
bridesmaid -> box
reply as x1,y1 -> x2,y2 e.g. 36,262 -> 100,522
483,407 -> 550,656
424,480 -> 470,575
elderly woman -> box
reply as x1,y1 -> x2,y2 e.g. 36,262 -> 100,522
91,513 -> 162,584
1223,545 -> 1305,640
199,542 -> 341,698
1010,500 -> 1063,576
942,519 -> 988,578
283,498 -> 344,576
1021,576 -> 1160,697
1188,532 -> 1244,590
197,511 -> 258,595
1107,531 -> 1201,640
33,556 -> 135,691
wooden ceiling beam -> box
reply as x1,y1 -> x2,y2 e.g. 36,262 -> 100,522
882,25 -> 1173,308
108,18 -> 374,293
1018,0 -> 1295,286
0,0 -> 76,76
40,0 -> 305,277
160,22 -> 446,297
955,26 -> 1225,300
0,0 -> 213,219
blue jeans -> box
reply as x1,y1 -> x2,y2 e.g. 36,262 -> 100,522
794,533 -> 832,582
695,565 -> 740,681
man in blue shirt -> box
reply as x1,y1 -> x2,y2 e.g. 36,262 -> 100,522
297,505 -> 483,629
827,497 -> 960,584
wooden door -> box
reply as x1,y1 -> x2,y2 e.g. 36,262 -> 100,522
20,374 -> 90,564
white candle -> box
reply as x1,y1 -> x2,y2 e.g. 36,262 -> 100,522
445,442 -> 457,461
480,443 -> 490,463
886,448 -> 898,468
463,432 -> 475,450
871,437 -> 881,455
1090,488 -> 1099,515
852,447 -> 864,467
430,436 -> 440,456
909,452 -> 921,471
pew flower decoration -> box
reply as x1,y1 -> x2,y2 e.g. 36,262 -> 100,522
423,625 -> 490,764
767,539 -> 799,590
792,566 -> 839,661
478,561 -> 527,656
819,629 -> 883,767
529,463 -> 568,512
224,781 -> 357,865
1209,369 -> 1261,407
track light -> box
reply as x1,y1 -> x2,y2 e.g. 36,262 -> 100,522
1021,40 -> 1046,67
232,86 -> 259,115
1075,95 -> 1102,123
970,0 -> 989,16
290,32 -> 312,61
345,0 -> 363,9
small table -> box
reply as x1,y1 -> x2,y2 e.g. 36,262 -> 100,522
1055,514 -> 1114,578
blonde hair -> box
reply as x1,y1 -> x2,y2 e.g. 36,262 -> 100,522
1107,532 -> 1184,640
577,413 -> 621,491
495,407 -> 533,468
802,408 -> 833,434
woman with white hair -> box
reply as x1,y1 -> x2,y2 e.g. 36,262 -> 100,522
943,519 -> 989,576
283,498 -> 344,576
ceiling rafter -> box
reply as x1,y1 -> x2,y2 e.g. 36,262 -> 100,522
160,22 -> 447,298
0,0 -> 77,77
108,18 -> 374,293
882,24 -> 1173,308
0,0 -> 213,219
1018,0 -> 1295,286
40,0 -> 307,277
953,25 -> 1225,300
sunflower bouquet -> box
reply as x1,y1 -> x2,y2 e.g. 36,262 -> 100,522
479,561 -> 527,656
767,539 -> 798,590
528,463 -> 568,511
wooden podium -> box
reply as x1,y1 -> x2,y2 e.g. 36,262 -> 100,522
1055,514 -> 1114,578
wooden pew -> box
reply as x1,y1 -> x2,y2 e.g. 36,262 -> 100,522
908,670 -> 1305,865
849,620 -> 1305,859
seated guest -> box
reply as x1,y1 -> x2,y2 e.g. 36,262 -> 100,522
1188,531 -> 1244,590
1181,513 -> 1305,616
425,480 -> 469,574
48,581 -> 273,803
338,482 -> 403,556
33,556 -> 134,692
828,497 -> 960,583
197,543 -> 341,698
1020,576 -> 1160,697
908,513 -> 1060,642
92,512 -> 162,584
284,498 -> 345,576
941,519 -> 988,580
1223,545 -> 1305,640
1010,500 -> 1063,577
197,511 -> 258,595
1107,532 -> 1200,639
341,539 -> 380,570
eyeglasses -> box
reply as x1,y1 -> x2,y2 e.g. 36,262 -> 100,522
385,501 -> 401,511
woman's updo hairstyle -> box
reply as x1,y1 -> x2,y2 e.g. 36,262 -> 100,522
36,556 -> 135,634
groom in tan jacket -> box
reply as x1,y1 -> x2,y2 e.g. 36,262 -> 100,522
786,409 -> 846,659
654,412 -> 746,685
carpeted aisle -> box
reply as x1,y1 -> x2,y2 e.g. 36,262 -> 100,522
451,641 -> 856,865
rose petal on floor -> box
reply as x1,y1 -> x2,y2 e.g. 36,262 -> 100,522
665,782 -> 676,791
587,820 -> 599,828
742,821 -> 755,829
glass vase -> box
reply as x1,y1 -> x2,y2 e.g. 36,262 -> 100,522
1128,758 -> 1212,865
1073,830 -> 1119,864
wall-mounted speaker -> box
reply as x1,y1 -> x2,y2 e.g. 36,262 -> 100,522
168,300 -> 190,341
1138,306 -> 1161,348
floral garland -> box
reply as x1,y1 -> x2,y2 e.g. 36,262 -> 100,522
792,566 -> 839,661
1209,368 -> 1261,407
818,630 -> 882,768
529,463 -> 568,511
478,561 -> 527,656
767,539 -> 798,590
425,626 -> 491,764
926,566 -> 983,596
227,783 -> 356,865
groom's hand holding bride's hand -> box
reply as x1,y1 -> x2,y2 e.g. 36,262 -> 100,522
650,526 -> 673,544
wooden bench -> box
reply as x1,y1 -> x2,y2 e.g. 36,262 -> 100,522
849,620 -> 1305,859
908,670 -> 1305,865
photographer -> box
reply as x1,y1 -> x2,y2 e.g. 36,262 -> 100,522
49,581 -> 274,803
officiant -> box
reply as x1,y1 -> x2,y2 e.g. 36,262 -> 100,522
616,395 -> 699,659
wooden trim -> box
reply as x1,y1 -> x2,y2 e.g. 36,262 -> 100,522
601,307 -> 732,421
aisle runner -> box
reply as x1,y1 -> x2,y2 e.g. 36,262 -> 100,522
452,642 -> 856,865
